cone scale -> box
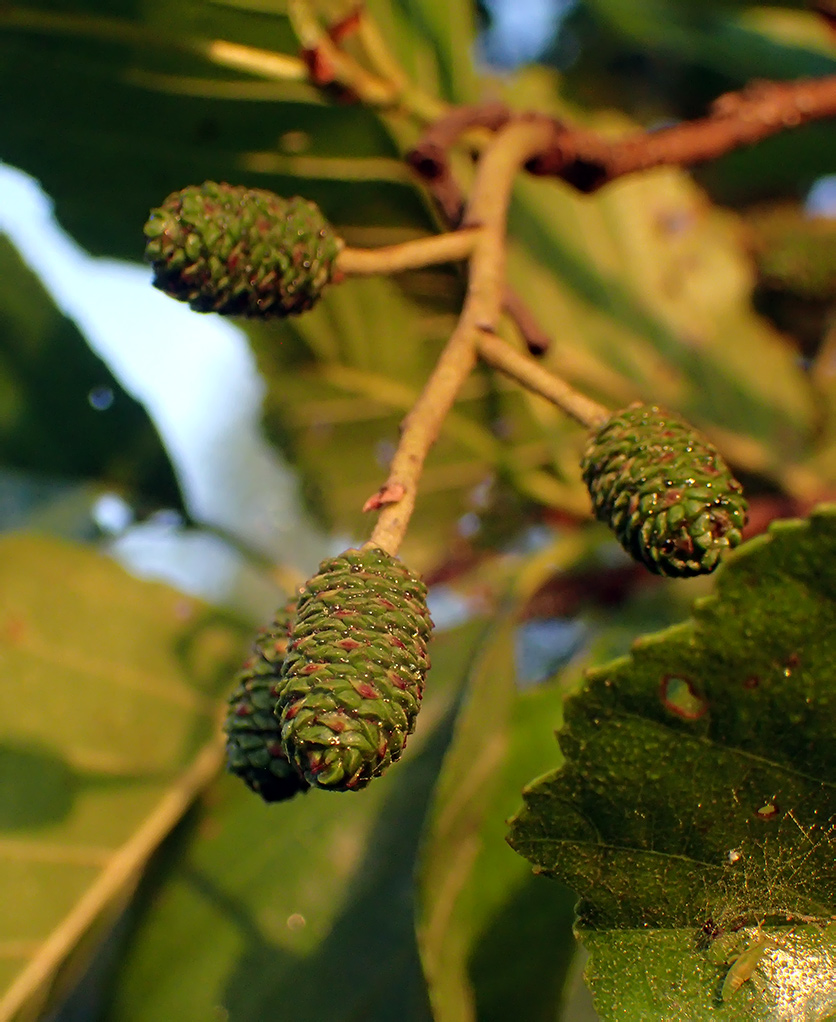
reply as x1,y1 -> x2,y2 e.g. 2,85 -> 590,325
580,403 -> 747,577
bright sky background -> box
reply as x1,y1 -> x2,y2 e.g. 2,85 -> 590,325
0,160 -> 328,613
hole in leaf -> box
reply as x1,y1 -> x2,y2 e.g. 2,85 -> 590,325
661,675 -> 708,720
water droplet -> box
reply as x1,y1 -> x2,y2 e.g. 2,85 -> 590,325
286,912 -> 306,931
661,675 -> 708,720
727,848 -> 743,864
88,385 -> 114,411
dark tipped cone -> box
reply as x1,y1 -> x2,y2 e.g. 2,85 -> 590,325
224,603 -> 308,802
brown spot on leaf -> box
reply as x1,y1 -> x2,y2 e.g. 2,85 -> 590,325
661,675 -> 708,720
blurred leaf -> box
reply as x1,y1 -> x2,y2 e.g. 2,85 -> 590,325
101,620 -> 487,1022
502,70 -> 816,490
247,275 -> 556,570
416,538 -> 590,1022
416,621 -> 579,1022
806,321 -> 836,484
367,0 -> 479,103
417,534 -> 703,1022
0,532 -> 248,1022
509,506 -> 836,1020
0,236 -> 180,510
0,1 -> 435,260
582,0 -> 836,80
559,2 -> 836,197
0,468 -> 102,541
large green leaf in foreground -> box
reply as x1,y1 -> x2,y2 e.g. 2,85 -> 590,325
509,506 -> 836,1021
0,533 -> 246,1022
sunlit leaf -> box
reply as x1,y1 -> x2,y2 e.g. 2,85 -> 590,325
509,505 -> 836,1020
0,533 -> 248,1022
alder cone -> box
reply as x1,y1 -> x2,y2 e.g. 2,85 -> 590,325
580,403 -> 747,577
278,547 -> 433,791
223,603 -> 308,803
143,181 -> 341,317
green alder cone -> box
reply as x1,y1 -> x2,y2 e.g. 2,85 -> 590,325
143,181 -> 342,317
277,547 -> 434,791
580,403 -> 747,577
223,602 -> 309,803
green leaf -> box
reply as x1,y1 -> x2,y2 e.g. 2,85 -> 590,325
101,620 -> 487,1022
417,536 -> 605,1022
0,2 -> 434,261
418,667 -> 582,1022
502,72 -> 815,488
584,0 -> 836,80
0,236 -> 180,509
508,505 -> 836,1019
0,532 -> 248,1022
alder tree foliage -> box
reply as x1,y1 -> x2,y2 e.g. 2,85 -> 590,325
0,1 -> 836,1021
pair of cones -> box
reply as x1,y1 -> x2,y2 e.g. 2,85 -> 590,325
223,403 -> 746,804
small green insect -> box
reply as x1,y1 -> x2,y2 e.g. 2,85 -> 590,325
719,927 -> 779,1002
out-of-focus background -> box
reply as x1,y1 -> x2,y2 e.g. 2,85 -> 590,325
0,0 -> 835,1019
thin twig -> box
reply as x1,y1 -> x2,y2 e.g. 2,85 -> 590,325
0,741 -> 224,1022
351,7 -> 446,123
407,101 -> 511,179
409,121 -> 557,356
336,228 -> 481,276
476,331 -> 609,429
287,0 -> 398,105
499,288 -> 553,356
527,76 -> 836,192
368,119 -> 555,556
